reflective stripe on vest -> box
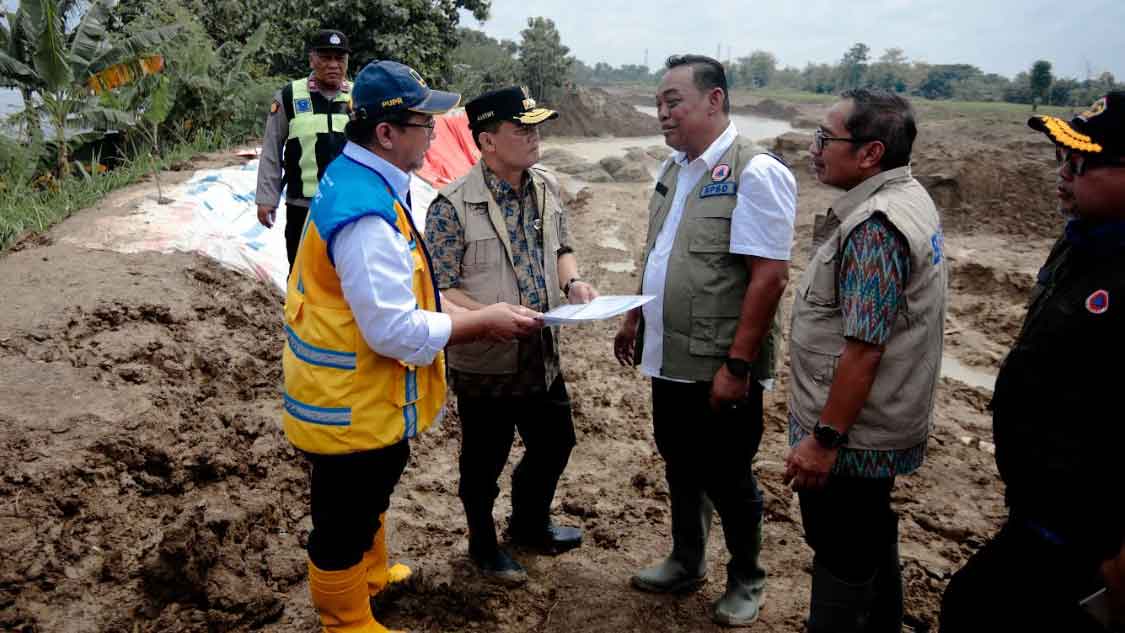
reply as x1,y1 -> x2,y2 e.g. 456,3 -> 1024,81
287,79 -> 351,199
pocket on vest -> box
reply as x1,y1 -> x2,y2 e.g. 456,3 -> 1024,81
790,337 -> 840,387
283,298 -> 358,408
802,248 -> 838,307
688,296 -> 740,356
688,217 -> 731,253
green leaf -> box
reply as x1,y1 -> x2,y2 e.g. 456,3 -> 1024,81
142,74 -> 172,125
26,0 -> 73,91
0,49 -> 37,86
69,0 -> 113,71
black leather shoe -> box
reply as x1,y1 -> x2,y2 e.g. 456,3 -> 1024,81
508,523 -> 583,555
470,547 -> 528,586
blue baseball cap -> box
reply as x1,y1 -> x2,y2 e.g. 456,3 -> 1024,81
351,60 -> 460,120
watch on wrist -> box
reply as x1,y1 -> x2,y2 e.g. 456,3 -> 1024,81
724,357 -> 751,379
813,421 -> 848,449
563,277 -> 582,296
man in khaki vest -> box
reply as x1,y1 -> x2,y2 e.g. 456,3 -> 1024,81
784,89 -> 947,633
424,86 -> 598,586
614,55 -> 797,627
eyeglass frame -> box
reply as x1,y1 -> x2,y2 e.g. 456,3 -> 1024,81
813,127 -> 878,153
392,118 -> 437,137
1055,146 -> 1125,177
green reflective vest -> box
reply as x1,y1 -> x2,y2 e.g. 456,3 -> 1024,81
282,78 -> 350,200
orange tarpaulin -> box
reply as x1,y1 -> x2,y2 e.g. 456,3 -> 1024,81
417,111 -> 479,188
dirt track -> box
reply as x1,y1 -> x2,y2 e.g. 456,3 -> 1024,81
0,95 -> 1064,632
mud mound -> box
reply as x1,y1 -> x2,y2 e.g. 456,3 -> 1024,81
736,98 -> 801,122
542,86 -> 658,138
913,123 -> 1061,240
0,249 -> 304,633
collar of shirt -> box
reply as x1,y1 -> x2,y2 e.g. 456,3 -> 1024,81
670,121 -> 739,170
343,141 -> 412,209
307,75 -> 350,96
481,160 -> 533,207
829,166 -> 913,222
1064,217 -> 1125,257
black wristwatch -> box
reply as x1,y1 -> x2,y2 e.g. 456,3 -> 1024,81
813,421 -> 849,449
724,357 -> 751,379
563,277 -> 582,296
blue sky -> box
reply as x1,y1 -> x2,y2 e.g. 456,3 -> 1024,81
463,0 -> 1125,80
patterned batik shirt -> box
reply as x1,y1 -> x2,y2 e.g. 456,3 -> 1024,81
425,162 -> 572,397
789,214 -> 927,478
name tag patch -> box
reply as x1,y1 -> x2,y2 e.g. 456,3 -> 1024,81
295,98 -> 312,113
700,182 -> 737,198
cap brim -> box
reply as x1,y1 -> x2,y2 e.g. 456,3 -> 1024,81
516,108 -> 559,125
409,90 -> 461,115
1028,115 -> 1104,153
313,45 -> 350,53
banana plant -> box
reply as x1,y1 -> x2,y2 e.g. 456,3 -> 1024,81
0,0 -> 179,177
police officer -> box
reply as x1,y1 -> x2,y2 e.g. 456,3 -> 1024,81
255,29 -> 352,271
283,60 -> 542,633
941,93 -> 1125,632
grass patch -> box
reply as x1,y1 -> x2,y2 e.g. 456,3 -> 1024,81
0,130 -> 231,253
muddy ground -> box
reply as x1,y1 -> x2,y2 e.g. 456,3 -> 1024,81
0,93 -> 1063,632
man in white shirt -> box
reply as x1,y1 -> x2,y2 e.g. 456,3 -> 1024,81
614,54 -> 796,627
282,60 -> 542,633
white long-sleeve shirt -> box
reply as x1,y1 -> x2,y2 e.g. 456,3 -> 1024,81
331,142 -> 451,366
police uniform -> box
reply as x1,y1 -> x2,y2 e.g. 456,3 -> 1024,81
255,30 -> 351,271
941,94 -> 1125,633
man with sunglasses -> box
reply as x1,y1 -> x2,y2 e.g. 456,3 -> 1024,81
424,86 -> 597,585
785,88 -> 947,632
255,29 -> 352,272
941,93 -> 1125,632
283,61 -> 544,633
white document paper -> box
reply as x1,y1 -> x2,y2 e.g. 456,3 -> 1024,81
541,295 -> 655,325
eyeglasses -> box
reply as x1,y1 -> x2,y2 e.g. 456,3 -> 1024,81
1055,146 -> 1125,176
813,127 -> 876,153
395,119 -> 437,137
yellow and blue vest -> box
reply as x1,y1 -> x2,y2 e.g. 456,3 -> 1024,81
283,153 -> 447,455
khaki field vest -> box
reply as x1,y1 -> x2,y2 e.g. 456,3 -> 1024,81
788,166 -> 948,451
439,162 -> 565,374
636,136 -> 782,382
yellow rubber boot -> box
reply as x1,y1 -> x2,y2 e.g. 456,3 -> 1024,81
307,559 -> 404,633
364,513 -> 413,597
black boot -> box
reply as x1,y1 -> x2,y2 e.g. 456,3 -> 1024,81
713,517 -> 767,627
632,492 -> 713,593
466,504 -> 527,586
807,561 -> 877,633
867,540 -> 903,632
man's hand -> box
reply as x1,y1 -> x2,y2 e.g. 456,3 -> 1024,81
478,302 -> 543,342
257,204 -> 276,228
709,363 -> 749,412
567,280 -> 599,304
614,309 -> 639,366
784,436 -> 838,491
1103,542 -> 1125,625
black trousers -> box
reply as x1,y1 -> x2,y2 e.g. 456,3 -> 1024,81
304,440 -> 410,571
651,378 -> 765,569
940,519 -> 1107,633
456,377 -> 576,541
799,476 -> 898,583
285,202 -> 309,272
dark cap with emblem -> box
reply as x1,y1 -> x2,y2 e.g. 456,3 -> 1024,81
351,60 -> 460,120
309,29 -> 350,53
465,86 -> 559,131
1029,91 -> 1125,157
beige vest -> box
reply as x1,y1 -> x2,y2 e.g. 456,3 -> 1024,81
635,136 -> 781,382
439,161 -> 564,374
789,166 -> 948,451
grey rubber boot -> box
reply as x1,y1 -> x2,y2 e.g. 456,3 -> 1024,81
631,493 -> 713,593
712,517 -> 767,627
806,561 -> 878,633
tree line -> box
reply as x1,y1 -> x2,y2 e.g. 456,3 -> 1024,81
573,43 -> 1121,108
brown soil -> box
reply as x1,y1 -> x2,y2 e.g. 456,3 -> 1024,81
0,92 -> 1065,632
542,86 -> 659,138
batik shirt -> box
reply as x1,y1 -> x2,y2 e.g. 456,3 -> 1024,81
426,162 -> 572,397
789,214 -> 927,478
